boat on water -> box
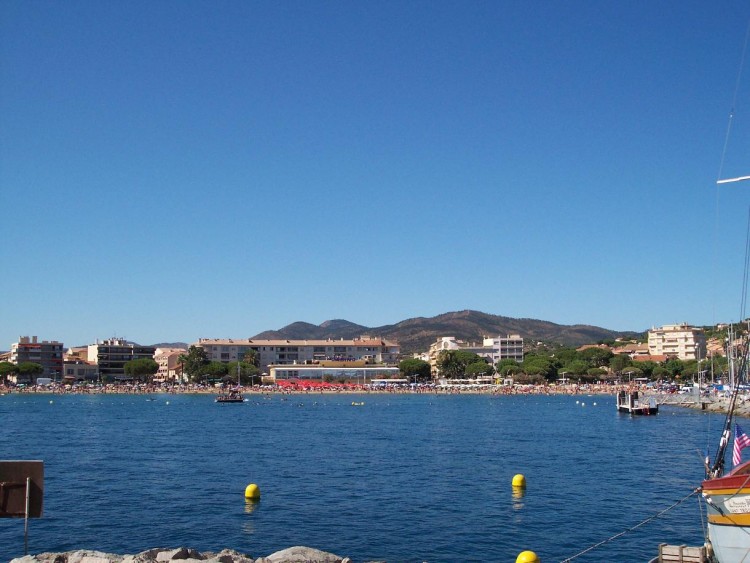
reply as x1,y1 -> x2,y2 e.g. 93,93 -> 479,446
702,457 -> 750,562
701,327 -> 750,562
215,389 -> 245,403
616,390 -> 658,415
216,363 -> 245,403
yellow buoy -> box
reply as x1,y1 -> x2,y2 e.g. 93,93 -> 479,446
516,551 -> 539,563
244,483 -> 260,499
512,474 -> 526,488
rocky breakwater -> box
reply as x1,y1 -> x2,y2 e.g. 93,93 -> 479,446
10,546 -> 369,563
652,392 -> 750,418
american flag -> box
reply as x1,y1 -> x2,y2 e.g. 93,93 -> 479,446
733,424 -> 750,467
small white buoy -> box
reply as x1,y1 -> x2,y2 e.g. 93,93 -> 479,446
593,402 -> 597,406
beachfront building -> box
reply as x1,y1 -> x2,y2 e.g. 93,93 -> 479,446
268,362 -> 401,383
154,347 -> 186,383
647,323 -> 706,361
62,360 -> 99,383
193,337 -> 400,374
428,335 -> 524,376
10,336 -> 64,382
87,338 -> 157,381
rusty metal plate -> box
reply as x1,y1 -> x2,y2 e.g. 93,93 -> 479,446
0,461 -> 43,518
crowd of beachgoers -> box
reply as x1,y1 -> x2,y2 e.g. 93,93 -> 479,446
1,380 -> 637,396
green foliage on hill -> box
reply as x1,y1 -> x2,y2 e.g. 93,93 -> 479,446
253,309 -> 640,354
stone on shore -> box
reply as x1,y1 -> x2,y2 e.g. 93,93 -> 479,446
10,546 -> 347,563
256,546 -> 346,563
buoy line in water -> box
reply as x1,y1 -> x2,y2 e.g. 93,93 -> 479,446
559,489 -> 699,562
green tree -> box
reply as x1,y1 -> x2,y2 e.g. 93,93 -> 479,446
204,361 -> 228,382
664,358 -> 686,378
17,362 -> 44,382
585,367 -> 608,380
399,358 -> 432,382
240,349 -> 259,367
553,348 -> 579,366
123,358 -> 159,383
498,363 -> 522,377
179,346 -> 209,382
17,362 -> 43,374
622,367 -> 643,382
437,350 -> 482,379
633,361 -> 657,380
562,359 -> 589,376
608,354 -> 631,374
0,362 -> 18,383
521,356 -> 557,381
224,361 -> 261,385
579,347 -> 614,368
465,361 -> 494,378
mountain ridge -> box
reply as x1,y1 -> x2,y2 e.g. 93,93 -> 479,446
251,309 -> 641,354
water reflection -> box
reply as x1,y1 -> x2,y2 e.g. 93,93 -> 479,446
512,486 -> 525,511
242,499 -> 260,535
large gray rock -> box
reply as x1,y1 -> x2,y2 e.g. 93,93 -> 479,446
256,546 -> 345,563
11,551 -> 124,563
203,550 -> 254,563
11,546 -> 353,563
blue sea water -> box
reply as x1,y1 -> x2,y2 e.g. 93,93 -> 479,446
0,392 -> 722,562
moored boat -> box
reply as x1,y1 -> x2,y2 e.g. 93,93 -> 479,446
702,459 -> 750,562
216,389 -> 244,403
216,363 -> 246,403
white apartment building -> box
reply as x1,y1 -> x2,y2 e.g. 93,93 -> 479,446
269,364 -> 401,382
193,337 -> 400,373
647,323 -> 706,360
428,334 -> 524,376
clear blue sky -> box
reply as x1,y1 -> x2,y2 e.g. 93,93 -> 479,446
2,0 -> 749,348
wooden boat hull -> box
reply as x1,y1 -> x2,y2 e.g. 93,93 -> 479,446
702,461 -> 750,562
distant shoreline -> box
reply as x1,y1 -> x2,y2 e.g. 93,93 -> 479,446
1,382 -> 627,396
7,383 -> 748,417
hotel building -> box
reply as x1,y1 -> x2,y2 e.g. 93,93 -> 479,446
647,323 -> 706,360
193,337 -> 400,374
428,335 -> 524,376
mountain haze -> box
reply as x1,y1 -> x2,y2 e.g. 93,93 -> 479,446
253,310 -> 640,354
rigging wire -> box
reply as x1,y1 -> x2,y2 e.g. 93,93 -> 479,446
716,17 -> 750,184
742,208 -> 750,322
709,14 -> 750,477
559,490 -> 699,562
